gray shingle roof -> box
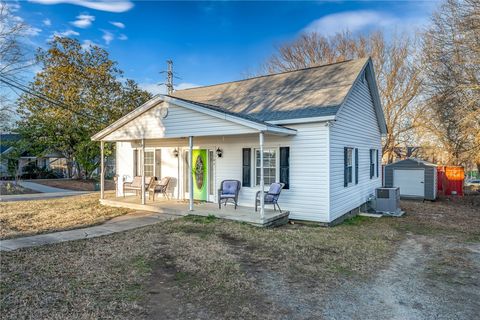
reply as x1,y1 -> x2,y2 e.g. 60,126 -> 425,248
172,58 -> 369,122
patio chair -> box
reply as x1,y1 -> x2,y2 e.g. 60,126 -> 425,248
149,177 -> 171,201
123,176 -> 153,197
255,182 -> 285,213
218,180 -> 241,209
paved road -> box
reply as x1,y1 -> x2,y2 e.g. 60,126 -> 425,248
0,211 -> 181,251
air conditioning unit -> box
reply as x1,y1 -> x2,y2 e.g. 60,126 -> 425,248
375,187 -> 402,216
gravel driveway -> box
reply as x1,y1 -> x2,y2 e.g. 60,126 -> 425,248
322,234 -> 480,320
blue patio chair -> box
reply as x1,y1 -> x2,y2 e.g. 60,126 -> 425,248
218,180 -> 241,209
255,182 -> 285,213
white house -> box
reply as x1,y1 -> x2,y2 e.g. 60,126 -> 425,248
92,58 -> 387,225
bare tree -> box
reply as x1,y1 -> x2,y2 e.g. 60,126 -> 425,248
421,0 -> 480,167
262,31 -> 423,163
0,1 -> 34,132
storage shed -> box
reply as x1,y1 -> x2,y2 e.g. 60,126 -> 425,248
384,158 -> 437,200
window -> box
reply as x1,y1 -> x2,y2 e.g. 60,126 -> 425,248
133,150 -> 138,176
370,149 -> 376,179
255,149 -> 277,186
279,147 -> 290,189
144,151 -> 154,177
242,148 -> 251,187
344,147 -> 358,187
346,148 -> 353,184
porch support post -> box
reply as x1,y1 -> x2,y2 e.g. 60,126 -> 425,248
259,131 -> 265,219
141,138 -> 146,205
100,141 -> 105,200
188,136 -> 194,211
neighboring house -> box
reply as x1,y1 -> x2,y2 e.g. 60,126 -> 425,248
92,58 -> 387,224
0,133 -> 68,178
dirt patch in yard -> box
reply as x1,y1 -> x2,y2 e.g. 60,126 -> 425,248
33,179 -> 115,191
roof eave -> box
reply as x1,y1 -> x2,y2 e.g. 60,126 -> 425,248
91,95 -> 297,141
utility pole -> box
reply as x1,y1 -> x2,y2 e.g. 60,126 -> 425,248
166,59 -> 174,95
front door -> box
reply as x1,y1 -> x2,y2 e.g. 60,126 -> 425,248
192,149 -> 208,201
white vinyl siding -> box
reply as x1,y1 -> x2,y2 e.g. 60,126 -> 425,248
329,72 -> 383,221
115,122 -> 330,222
103,102 -> 257,141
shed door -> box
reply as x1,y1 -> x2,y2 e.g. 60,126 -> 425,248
393,169 -> 425,197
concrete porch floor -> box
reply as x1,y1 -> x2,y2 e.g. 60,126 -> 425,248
100,195 -> 289,227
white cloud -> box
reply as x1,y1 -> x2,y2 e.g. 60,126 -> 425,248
140,82 -> 165,95
304,10 -> 429,37
5,1 -> 21,12
139,82 -> 200,95
50,29 -> 79,39
81,39 -> 102,50
43,18 -> 52,26
101,29 -> 113,44
71,14 -> 95,28
118,33 -> 128,41
109,21 -> 125,29
28,0 -> 134,13
23,27 -> 42,36
304,10 -> 397,36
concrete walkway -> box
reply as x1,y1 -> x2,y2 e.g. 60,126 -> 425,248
17,181 -> 73,193
0,181 -> 89,202
0,211 -> 181,251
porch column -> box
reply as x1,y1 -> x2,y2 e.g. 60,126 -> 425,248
141,138 -> 146,205
259,131 -> 265,219
100,141 -> 105,200
188,136 -> 194,211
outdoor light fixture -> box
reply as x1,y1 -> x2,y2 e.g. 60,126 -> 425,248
173,148 -> 179,158
216,147 -> 223,158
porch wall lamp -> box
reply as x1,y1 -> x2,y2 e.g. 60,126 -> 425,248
173,148 -> 179,158
216,147 -> 223,158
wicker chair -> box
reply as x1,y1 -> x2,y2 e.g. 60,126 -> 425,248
218,180 -> 241,209
123,176 -> 153,197
255,182 -> 285,213
148,177 -> 171,201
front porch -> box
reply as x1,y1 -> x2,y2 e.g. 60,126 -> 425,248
101,195 -> 289,227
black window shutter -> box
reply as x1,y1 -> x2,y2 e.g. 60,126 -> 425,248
355,148 -> 359,184
376,149 -> 379,177
133,150 -> 138,176
242,148 -> 251,187
280,147 -> 290,189
369,149 -> 374,179
344,147 -> 348,187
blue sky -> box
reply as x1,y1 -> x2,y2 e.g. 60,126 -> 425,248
11,0 -> 438,94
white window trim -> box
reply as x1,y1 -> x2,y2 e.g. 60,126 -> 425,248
133,147 -> 160,178
254,147 -> 279,187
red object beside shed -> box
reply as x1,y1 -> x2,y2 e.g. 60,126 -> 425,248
437,166 -> 464,196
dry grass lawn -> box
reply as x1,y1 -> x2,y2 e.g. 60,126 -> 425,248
1,195 -> 479,319
0,193 -> 131,239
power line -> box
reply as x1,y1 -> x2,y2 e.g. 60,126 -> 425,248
0,75 -> 107,125
159,59 -> 181,95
